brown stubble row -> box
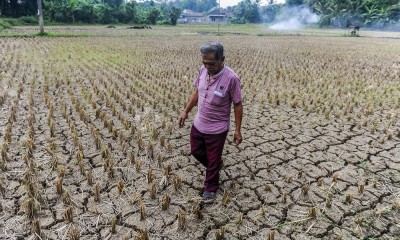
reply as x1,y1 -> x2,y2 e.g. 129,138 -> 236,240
0,36 -> 399,239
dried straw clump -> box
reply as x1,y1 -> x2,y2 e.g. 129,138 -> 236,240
62,191 -> 72,205
135,228 -> 149,240
68,225 -> 80,240
358,181 -> 365,193
192,202 -> 203,220
140,201 -> 146,220
55,177 -> 63,194
31,219 -> 41,239
221,190 -> 230,206
177,208 -> 187,230
172,175 -> 182,191
117,180 -> 124,195
63,207 -> 74,223
268,230 -> 275,240
161,193 -> 170,211
23,197 -> 37,219
94,182 -> 101,202
110,215 -> 117,233
86,170 -> 93,185
215,227 -> 225,240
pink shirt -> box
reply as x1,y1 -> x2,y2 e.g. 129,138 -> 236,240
193,66 -> 242,134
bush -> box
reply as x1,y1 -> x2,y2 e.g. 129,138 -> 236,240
318,15 -> 331,27
0,19 -> 12,31
230,17 -> 246,24
20,16 -> 38,24
157,20 -> 171,25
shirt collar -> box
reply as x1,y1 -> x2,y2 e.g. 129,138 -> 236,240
209,66 -> 225,80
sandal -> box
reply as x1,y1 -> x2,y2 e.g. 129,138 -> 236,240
202,191 -> 216,204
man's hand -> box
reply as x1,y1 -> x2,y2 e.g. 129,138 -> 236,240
233,130 -> 242,145
179,111 -> 188,128
179,90 -> 198,128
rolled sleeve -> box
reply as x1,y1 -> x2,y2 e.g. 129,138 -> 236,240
230,78 -> 242,104
193,66 -> 204,89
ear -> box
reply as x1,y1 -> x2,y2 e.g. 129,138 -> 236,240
220,56 -> 225,63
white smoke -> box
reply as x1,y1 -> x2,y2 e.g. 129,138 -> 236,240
270,5 -> 320,31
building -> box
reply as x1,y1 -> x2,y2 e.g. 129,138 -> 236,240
207,8 -> 232,23
178,9 -> 205,24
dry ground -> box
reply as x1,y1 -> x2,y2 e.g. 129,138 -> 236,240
0,28 -> 400,239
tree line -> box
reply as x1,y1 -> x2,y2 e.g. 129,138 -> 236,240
0,0 -> 183,25
231,0 -> 400,28
0,0 -> 399,28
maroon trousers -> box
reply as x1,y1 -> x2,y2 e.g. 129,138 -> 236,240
190,125 -> 228,192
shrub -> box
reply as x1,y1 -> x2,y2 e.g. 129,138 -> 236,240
20,16 -> 38,24
230,17 -> 246,24
0,20 -> 9,31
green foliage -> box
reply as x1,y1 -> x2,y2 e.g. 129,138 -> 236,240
286,0 -> 304,5
94,3 -> 118,24
147,7 -> 161,25
1,0 -> 399,28
0,31 -> 93,37
20,15 -> 38,24
169,7 -> 182,25
230,17 -> 246,24
0,19 -> 12,31
260,3 -> 283,23
306,0 -> 400,28
233,0 -> 261,23
126,1 -> 138,23
173,0 -> 217,13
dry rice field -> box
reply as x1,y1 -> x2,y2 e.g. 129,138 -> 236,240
0,27 -> 400,240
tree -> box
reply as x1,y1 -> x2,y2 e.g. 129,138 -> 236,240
172,0 -> 217,12
37,0 -> 44,33
169,6 -> 181,25
261,3 -> 283,22
286,0 -> 303,5
126,1 -> 137,23
75,0 -> 96,23
64,0 -> 79,23
388,3 -> 400,21
233,0 -> 261,23
147,7 -> 160,24
94,3 -> 117,24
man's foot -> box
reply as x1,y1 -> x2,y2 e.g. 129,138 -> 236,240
202,191 -> 216,204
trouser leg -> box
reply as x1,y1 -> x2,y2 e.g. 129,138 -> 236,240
190,125 -> 208,167
203,130 -> 228,193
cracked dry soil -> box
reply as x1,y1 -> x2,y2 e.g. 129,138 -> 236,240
0,35 -> 399,240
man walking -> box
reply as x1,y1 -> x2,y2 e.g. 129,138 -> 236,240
179,42 -> 243,203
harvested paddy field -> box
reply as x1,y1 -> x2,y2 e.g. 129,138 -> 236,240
0,29 -> 400,239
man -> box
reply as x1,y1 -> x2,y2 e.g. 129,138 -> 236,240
179,42 -> 243,203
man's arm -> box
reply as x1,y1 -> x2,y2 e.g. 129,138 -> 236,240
179,89 -> 198,127
233,101 -> 243,145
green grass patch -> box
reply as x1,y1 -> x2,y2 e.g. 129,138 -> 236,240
0,31 -> 94,37
0,19 -> 13,31
34,32 -> 93,37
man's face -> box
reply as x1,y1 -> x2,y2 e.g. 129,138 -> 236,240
202,53 -> 224,76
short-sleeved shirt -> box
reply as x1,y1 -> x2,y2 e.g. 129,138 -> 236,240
193,65 -> 242,134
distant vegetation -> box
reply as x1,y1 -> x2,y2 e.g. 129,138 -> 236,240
0,0 -> 399,29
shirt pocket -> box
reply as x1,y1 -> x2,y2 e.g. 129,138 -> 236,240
210,90 -> 226,106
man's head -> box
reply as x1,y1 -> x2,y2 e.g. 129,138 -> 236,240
200,42 -> 225,76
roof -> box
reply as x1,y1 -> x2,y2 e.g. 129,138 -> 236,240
182,9 -> 204,17
207,8 -> 232,17
182,13 -> 204,17
208,14 -> 225,17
